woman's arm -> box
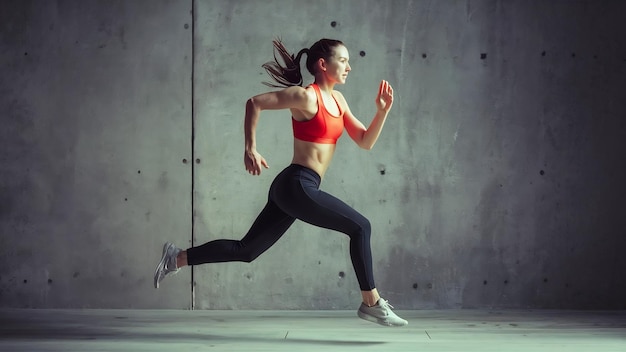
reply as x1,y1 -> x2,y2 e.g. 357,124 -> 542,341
341,80 -> 394,150
244,86 -> 311,175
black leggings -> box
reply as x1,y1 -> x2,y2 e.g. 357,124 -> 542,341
186,164 -> 375,291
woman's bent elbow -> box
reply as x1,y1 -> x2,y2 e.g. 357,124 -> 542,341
360,141 -> 375,150
246,97 -> 256,110
246,97 -> 262,115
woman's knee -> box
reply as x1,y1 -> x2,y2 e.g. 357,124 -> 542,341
362,217 -> 371,236
351,216 -> 371,240
231,242 -> 260,263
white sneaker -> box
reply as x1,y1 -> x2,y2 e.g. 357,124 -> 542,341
153,242 -> 181,289
357,298 -> 408,327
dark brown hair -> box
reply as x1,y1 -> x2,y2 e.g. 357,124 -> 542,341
262,38 -> 345,88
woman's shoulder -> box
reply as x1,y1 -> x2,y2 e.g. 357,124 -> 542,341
279,85 -> 316,104
303,85 -> 319,103
285,85 -> 318,119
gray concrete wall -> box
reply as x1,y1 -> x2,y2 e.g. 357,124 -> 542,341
1,0 -> 625,309
0,0 -> 193,308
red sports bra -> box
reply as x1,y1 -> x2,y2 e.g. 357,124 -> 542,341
292,83 -> 344,144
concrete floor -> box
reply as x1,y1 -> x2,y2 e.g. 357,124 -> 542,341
0,309 -> 624,351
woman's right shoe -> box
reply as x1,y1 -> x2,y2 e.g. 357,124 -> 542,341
357,298 -> 408,327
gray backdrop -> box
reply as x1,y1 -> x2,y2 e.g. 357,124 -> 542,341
1,0 -> 625,310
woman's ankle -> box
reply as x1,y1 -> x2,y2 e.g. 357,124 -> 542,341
176,251 -> 188,268
361,288 -> 380,306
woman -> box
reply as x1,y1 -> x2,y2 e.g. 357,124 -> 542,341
154,38 -> 407,327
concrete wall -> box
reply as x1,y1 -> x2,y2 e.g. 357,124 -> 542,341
1,0 -> 625,309
0,0 -> 193,308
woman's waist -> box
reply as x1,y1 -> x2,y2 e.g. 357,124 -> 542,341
292,139 -> 335,177
291,154 -> 332,179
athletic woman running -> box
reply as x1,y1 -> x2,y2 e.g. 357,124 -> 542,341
155,38 -> 407,327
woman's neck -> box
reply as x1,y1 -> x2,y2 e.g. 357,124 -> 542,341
314,79 -> 335,93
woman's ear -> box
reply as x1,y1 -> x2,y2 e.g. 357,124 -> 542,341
316,57 -> 327,73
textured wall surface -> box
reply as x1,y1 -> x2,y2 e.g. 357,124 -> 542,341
0,0 -> 193,308
1,0 -> 625,309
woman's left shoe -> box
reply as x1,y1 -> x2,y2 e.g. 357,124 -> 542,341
153,242 -> 181,289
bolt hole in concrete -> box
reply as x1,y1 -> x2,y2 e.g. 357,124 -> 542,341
359,51 -> 366,57
338,271 -> 345,278
330,21 -> 338,28
481,53 -> 487,59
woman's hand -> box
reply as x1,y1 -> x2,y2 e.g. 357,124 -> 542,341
244,148 -> 269,176
375,80 -> 394,113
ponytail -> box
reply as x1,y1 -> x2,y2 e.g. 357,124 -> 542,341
261,39 -> 307,88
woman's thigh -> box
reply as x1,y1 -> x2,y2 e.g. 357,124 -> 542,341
271,165 -> 369,234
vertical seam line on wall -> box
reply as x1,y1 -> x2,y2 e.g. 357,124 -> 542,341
190,0 -> 196,311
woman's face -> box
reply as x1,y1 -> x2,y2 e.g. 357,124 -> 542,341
324,45 -> 351,84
